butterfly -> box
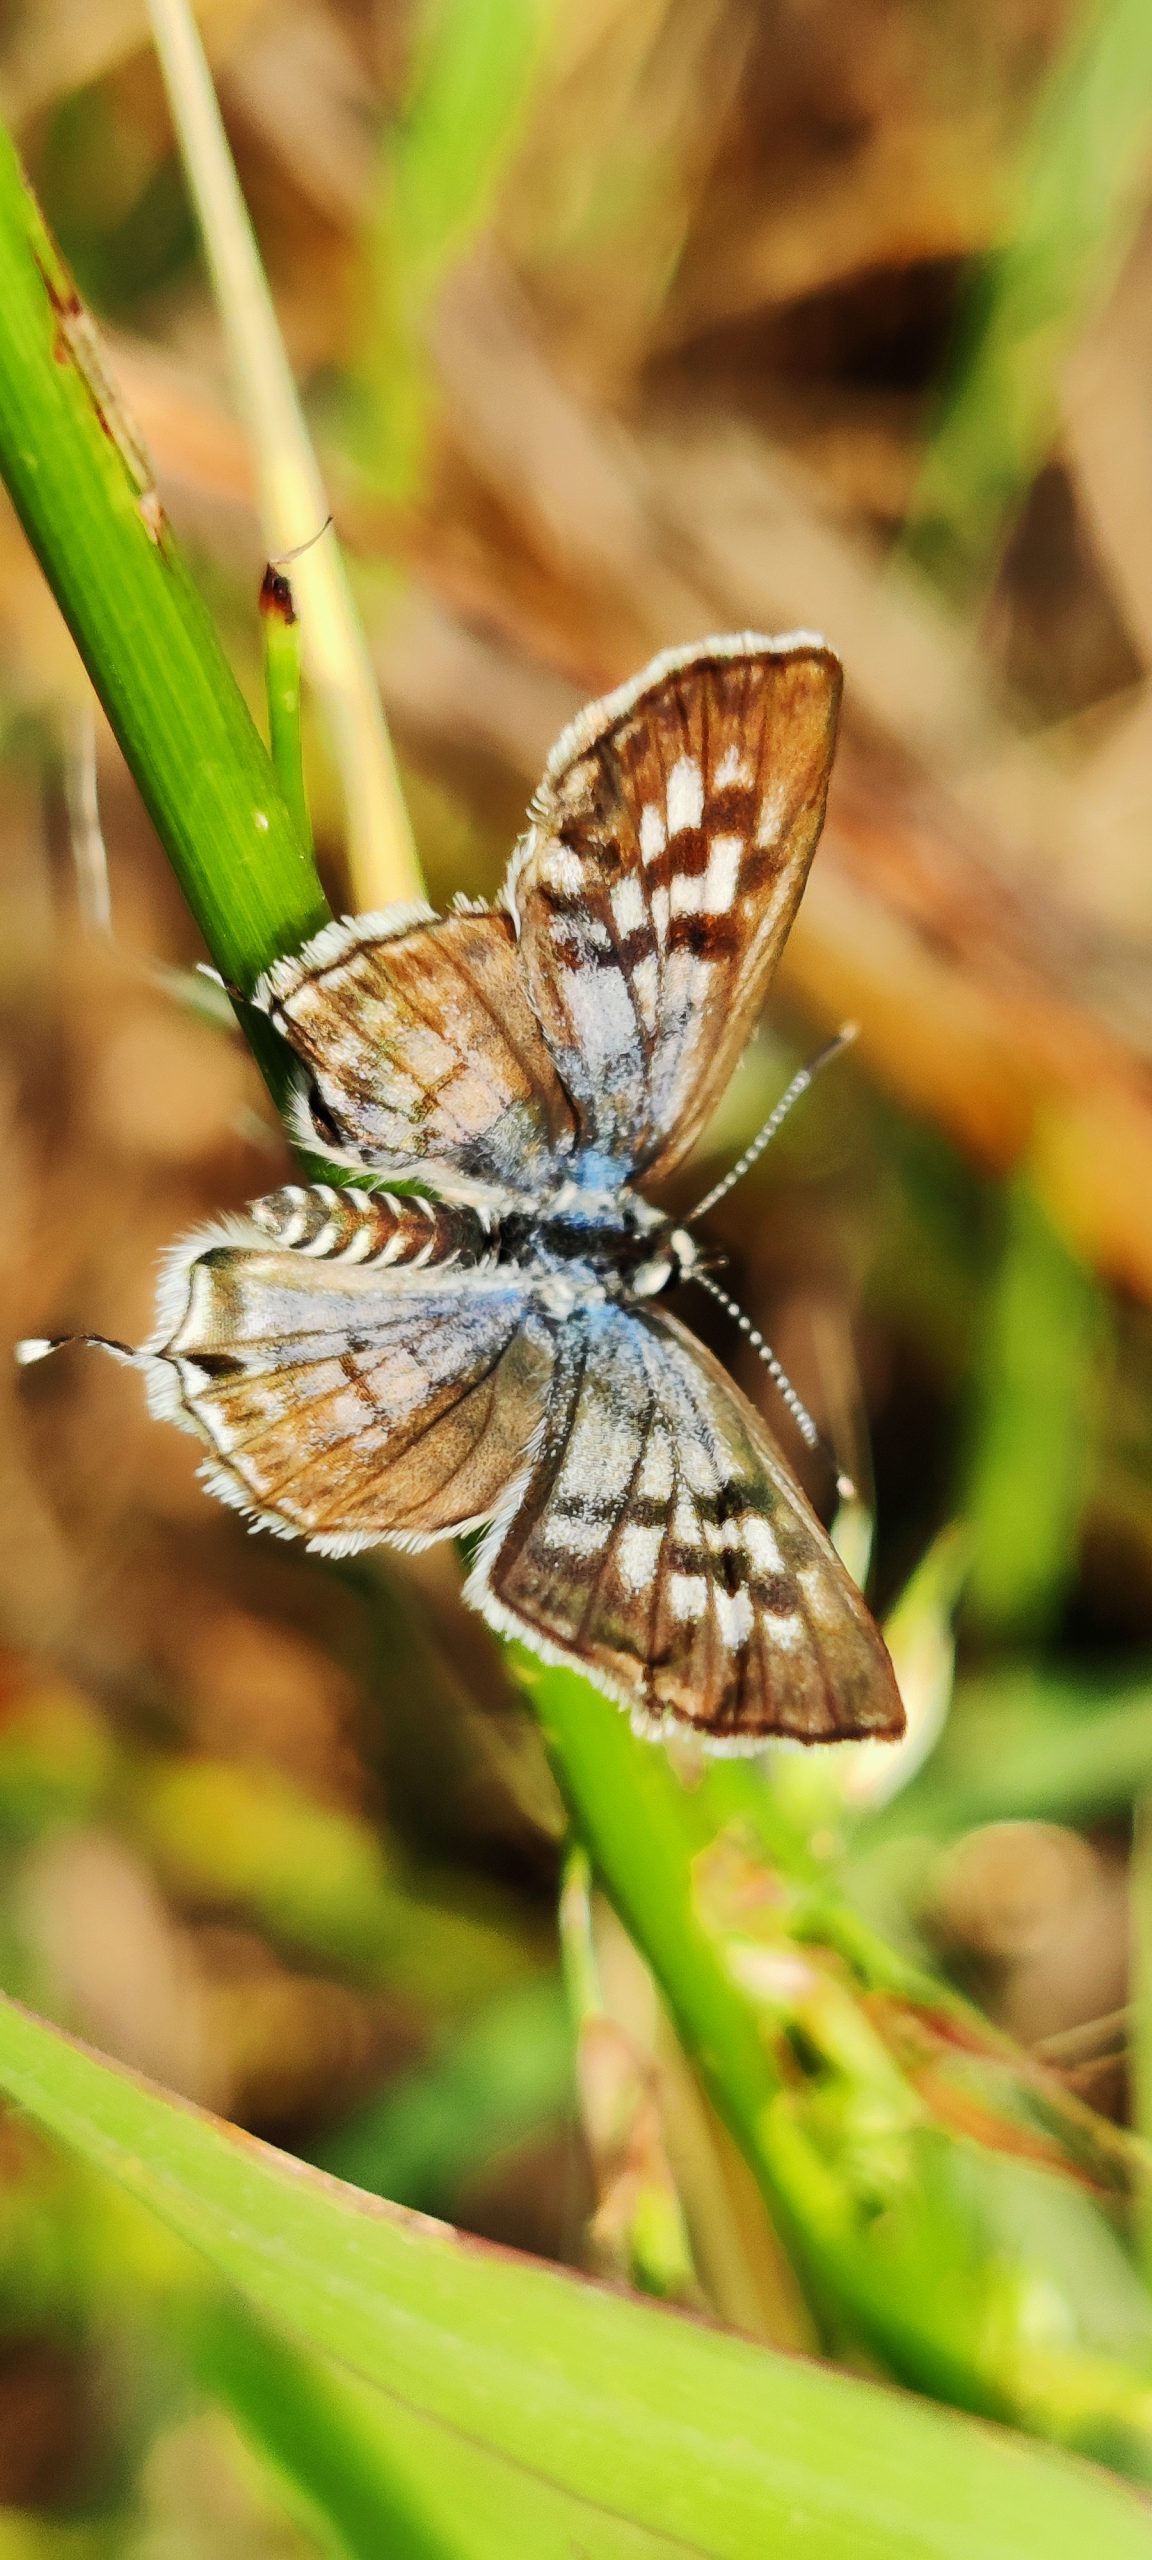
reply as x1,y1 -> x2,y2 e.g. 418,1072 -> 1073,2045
28,634 -> 904,1751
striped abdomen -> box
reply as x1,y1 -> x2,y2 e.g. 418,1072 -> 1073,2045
247,1184 -> 491,1270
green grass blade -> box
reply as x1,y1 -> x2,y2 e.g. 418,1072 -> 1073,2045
364,0 -> 556,493
187,2295 -> 467,2560
520,1654 -> 775,2146
0,120 -> 329,1001
903,0 -> 1152,593
392,0 -> 553,288
194,2290 -> 699,2560
261,566 -> 313,855
520,1652 -> 1152,2472
0,1989 -> 1149,2560
1131,1802 -> 1152,2281
961,1179 -> 1103,1639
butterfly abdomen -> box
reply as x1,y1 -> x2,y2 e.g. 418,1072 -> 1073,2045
248,1185 -> 491,1271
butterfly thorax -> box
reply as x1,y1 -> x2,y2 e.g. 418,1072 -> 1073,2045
494,1187 -> 696,1308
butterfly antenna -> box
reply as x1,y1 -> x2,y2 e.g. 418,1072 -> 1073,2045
15,1333 -> 135,1369
687,1024 -> 858,1225
689,1269 -> 856,1501
269,514 -> 334,570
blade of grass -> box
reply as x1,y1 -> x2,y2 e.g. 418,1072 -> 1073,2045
901,0 -> 1152,594
109,2171 -> 710,2560
147,0 -> 421,909
194,2285 -> 694,2559
363,0 -> 557,496
0,123 -> 328,1011
260,566 -> 312,855
961,1176 -> 1102,1640
391,0 -> 554,286
1,1988 -> 1149,2560
186,2294 -> 467,2560
0,2129 -> 473,2558
1131,1801 -> 1152,2282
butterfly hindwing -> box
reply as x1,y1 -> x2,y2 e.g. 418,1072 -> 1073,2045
506,634 -> 841,1185
146,1190 -> 554,1554
471,1300 -> 902,1746
255,906 -> 577,1203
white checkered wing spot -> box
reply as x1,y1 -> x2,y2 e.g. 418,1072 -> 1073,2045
145,1186 -> 554,1554
506,634 -> 841,1186
470,1301 -> 903,1746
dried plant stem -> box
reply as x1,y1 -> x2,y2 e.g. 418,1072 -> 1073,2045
148,0 -> 422,910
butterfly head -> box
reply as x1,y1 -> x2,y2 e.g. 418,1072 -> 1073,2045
628,1221 -> 700,1300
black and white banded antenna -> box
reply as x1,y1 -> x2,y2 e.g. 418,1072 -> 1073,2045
269,514 -> 334,571
687,1023 -> 858,1226
688,1269 -> 856,1502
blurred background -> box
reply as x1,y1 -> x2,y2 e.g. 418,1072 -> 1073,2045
3,0 -> 1152,2543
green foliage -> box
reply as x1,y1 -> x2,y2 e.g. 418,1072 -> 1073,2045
904,0 -> 1152,590
0,122 -> 327,1009
363,0 -> 557,492
878,1661 -> 1152,1837
520,1653 -> 1152,2476
391,0 -> 555,290
262,577 -> 313,855
1,1989 -> 1150,2559
962,1178 -> 1103,1639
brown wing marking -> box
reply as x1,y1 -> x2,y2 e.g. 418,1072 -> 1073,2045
507,635 -> 842,1183
256,906 -> 577,1202
473,1300 -> 902,1747
146,1208 -> 553,1554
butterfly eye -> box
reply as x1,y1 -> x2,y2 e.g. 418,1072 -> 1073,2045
629,1254 -> 673,1300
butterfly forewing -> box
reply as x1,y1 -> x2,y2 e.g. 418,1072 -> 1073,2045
507,635 -> 841,1185
147,1194 -> 554,1553
472,1302 -> 902,1745
256,907 -> 577,1202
